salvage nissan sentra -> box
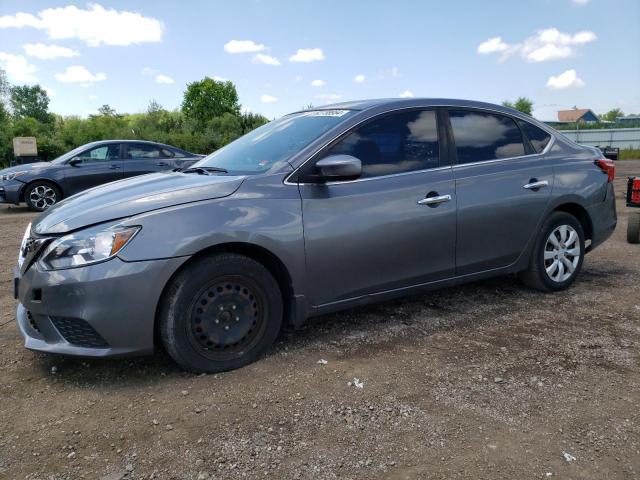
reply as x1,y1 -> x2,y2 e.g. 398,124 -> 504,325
14,98 -> 617,373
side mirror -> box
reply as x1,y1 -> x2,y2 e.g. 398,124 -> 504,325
68,157 -> 82,166
314,155 -> 362,182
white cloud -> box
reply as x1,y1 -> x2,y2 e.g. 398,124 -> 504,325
294,75 -> 303,82
391,67 -> 400,77
261,94 -> 277,103
89,94 -> 98,101
43,86 -> 55,97
213,75 -> 228,82
55,65 -> 106,84
0,5 -> 163,47
141,67 -> 157,76
23,42 -> 78,59
354,74 -> 365,83
478,28 -> 597,63
311,79 -> 325,87
289,48 -> 325,63
0,52 -> 37,82
477,37 -> 509,54
253,54 -> 280,66
573,0 -> 589,5
224,40 -> 265,53
546,69 -> 585,89
399,90 -> 414,98
155,74 -> 174,84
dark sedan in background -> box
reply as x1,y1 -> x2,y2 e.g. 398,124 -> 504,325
0,140 -> 203,211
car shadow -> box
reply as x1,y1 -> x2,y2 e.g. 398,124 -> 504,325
31,274 -> 531,387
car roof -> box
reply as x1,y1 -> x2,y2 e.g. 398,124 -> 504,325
297,97 -> 526,117
82,140 -> 183,149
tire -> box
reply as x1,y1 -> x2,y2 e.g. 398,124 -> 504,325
159,253 -> 283,373
628,211 -> 640,244
519,212 -> 585,292
24,181 -> 61,212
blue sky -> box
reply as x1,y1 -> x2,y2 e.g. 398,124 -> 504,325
1,0 -> 638,121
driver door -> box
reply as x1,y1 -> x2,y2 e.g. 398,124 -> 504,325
64,143 -> 124,195
298,109 -> 457,307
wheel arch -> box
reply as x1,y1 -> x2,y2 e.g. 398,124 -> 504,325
153,242 -> 297,346
552,202 -> 593,246
19,177 -> 64,203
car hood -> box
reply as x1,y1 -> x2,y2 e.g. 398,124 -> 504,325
34,171 -> 246,234
0,162 -> 53,176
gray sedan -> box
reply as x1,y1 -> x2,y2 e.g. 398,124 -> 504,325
14,98 -> 617,373
0,140 -> 202,211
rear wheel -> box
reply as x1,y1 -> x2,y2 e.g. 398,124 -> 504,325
627,211 -> 640,244
159,253 -> 283,373
24,181 -> 61,212
519,212 -> 585,292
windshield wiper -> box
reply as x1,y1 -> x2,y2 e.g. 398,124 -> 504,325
180,166 -> 228,175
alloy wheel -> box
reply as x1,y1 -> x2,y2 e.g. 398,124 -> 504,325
544,224 -> 581,283
29,185 -> 57,210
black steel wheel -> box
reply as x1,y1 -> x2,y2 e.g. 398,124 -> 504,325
159,253 -> 283,373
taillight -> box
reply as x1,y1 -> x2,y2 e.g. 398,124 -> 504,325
595,158 -> 615,183
630,177 -> 640,205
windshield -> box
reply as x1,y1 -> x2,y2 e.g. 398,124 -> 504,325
49,144 -> 93,164
194,109 -> 355,174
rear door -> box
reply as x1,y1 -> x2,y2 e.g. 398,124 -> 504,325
123,143 -> 176,178
64,143 -> 124,195
299,108 -> 457,306
447,108 -> 553,275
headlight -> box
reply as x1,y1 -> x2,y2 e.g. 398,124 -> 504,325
1,171 -> 28,181
39,225 -> 140,270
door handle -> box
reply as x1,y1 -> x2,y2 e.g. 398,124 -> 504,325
523,179 -> 549,190
418,194 -> 452,206
156,162 -> 168,166
108,164 -> 121,170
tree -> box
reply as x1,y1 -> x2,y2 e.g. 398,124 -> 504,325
97,104 -> 117,116
600,108 -> 623,122
10,84 -> 52,123
181,77 -> 240,129
502,96 -> 533,116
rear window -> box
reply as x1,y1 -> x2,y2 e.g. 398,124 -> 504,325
449,110 -> 526,164
518,120 -> 552,153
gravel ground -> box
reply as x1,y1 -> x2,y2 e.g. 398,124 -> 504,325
1,161 -> 639,480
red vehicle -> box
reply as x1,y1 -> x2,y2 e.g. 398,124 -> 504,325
628,176 -> 640,243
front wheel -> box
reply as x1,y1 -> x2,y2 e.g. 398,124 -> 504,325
24,181 -> 61,211
159,253 -> 283,373
519,212 -> 585,292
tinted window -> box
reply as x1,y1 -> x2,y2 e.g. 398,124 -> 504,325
162,148 -> 185,158
78,144 -> 119,163
323,110 -> 439,178
518,120 -> 552,153
127,144 -> 163,159
449,110 -> 525,164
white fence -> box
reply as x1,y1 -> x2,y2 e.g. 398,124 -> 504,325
558,128 -> 640,149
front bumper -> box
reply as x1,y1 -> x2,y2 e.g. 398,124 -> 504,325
0,180 -> 24,205
15,255 -> 188,358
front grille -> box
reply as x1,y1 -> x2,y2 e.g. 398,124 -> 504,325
50,317 -> 109,348
26,310 -> 40,333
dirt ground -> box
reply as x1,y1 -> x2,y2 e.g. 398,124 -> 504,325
1,161 -> 639,480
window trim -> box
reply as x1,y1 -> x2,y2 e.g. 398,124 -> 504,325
284,104 -> 555,185
291,106 -> 446,185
